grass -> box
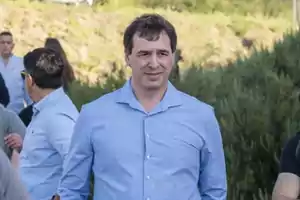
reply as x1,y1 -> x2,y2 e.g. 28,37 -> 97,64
0,0 -> 294,82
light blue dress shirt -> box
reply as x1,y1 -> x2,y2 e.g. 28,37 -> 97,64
58,80 -> 227,200
19,88 -> 79,200
0,55 -> 31,113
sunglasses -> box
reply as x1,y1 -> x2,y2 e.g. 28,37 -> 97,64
20,70 -> 29,80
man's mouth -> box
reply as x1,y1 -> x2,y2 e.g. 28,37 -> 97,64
145,72 -> 162,75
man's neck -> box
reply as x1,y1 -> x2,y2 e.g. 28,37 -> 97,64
1,54 -> 12,66
132,81 -> 167,112
33,88 -> 55,103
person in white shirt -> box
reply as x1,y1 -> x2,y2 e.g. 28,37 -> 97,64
0,31 -> 31,114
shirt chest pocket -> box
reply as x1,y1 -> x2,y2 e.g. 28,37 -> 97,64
161,122 -> 205,168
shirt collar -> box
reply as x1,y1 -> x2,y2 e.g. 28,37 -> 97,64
116,78 -> 182,113
0,54 -> 14,62
33,87 -> 65,115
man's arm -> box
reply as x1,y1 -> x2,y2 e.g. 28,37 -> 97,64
272,134 -> 300,200
57,106 -> 94,200
6,108 -> 26,139
0,148 -> 28,200
4,108 -> 26,153
198,108 -> 227,200
47,113 -> 77,161
272,173 -> 300,200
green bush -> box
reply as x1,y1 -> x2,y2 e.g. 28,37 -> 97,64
69,30 -> 300,199
177,30 -> 300,199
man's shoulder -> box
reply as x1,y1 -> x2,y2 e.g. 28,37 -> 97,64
0,104 -> 6,112
0,105 -> 17,119
8,55 -> 24,71
81,89 -> 120,111
178,90 -> 214,112
280,133 -> 300,163
12,55 -> 24,64
12,55 -> 23,60
287,133 -> 300,150
51,96 -> 79,121
286,133 -> 300,147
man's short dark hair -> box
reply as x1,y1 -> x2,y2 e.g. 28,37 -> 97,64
23,48 -> 64,89
123,13 -> 177,55
0,31 -> 13,37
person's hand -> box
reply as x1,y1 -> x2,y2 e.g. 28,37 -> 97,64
4,133 -> 23,151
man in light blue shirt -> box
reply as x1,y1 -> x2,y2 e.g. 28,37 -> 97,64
58,13 -> 227,200
19,48 -> 79,200
0,31 -> 31,113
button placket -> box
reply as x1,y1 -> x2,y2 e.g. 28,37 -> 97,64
144,116 -> 153,200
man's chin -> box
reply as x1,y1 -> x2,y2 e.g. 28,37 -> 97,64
143,80 -> 167,91
2,52 -> 11,57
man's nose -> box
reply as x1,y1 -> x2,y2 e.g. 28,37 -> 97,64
149,54 -> 159,68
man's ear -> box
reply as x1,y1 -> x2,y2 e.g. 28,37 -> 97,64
27,75 -> 35,86
125,53 -> 131,68
171,52 -> 175,66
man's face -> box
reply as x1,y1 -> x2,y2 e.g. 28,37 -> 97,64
0,35 -> 14,57
126,31 -> 174,91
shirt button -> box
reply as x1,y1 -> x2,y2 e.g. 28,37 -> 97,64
146,198 -> 150,200
146,175 -> 150,180
146,134 -> 150,138
146,155 -> 151,159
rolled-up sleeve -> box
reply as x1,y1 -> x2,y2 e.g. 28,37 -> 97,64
57,106 -> 94,200
198,108 -> 227,200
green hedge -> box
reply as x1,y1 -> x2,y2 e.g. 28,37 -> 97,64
176,31 -> 300,199
68,30 -> 300,199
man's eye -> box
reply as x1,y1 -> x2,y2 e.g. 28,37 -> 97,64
139,53 -> 149,57
159,52 -> 168,56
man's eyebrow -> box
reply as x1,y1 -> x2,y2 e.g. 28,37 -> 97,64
137,50 -> 151,54
157,49 -> 170,53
